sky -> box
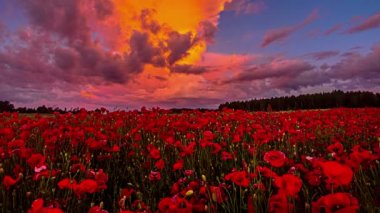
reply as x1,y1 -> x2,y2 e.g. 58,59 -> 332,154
0,0 -> 379,109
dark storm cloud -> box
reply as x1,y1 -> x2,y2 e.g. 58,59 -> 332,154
170,64 -> 209,74
93,0 -> 114,20
197,21 -> 218,43
19,0 -> 90,43
54,48 -> 77,70
167,31 -> 194,65
331,45 -> 380,80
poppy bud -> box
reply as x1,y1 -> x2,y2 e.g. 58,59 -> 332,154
185,190 -> 194,197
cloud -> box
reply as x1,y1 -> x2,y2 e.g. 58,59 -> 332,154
224,58 -> 314,83
166,31 -> 194,65
304,50 -> 340,61
225,0 -> 266,15
331,44 -> 380,81
1,0 -> 235,108
93,0 -> 114,20
324,24 -> 342,35
261,9 -> 318,47
19,0 -> 90,43
347,12 -> 380,33
170,64 -> 209,74
220,44 -> 380,97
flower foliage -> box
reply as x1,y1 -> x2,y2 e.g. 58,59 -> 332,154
0,108 -> 379,212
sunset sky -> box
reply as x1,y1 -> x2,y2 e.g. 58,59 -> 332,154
0,0 -> 379,109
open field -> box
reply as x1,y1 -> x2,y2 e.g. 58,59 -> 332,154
0,108 -> 379,212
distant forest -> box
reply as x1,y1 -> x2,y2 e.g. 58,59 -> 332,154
219,90 -> 380,111
0,101 -> 82,114
1,90 -> 379,113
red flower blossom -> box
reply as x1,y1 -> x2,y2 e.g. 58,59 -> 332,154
95,169 -> 108,190
155,159 -> 165,170
33,169 -> 60,181
27,198 -> 64,213
27,153 -> 46,170
147,145 -> 161,159
158,198 -> 174,212
184,170 -> 193,176
305,170 -> 322,186
264,150 -> 288,168
269,192 -> 294,213
149,171 -> 161,181
209,186 -> 226,203
3,175 -> 20,190
221,151 -> 233,161
211,143 -> 222,154
58,178 -> 76,190
172,160 -> 184,171
73,179 -> 98,197
274,174 -> 302,197
71,163 -> 86,173
225,171 -> 250,187
321,161 -> 353,189
312,193 -> 359,213
256,166 -> 278,178
327,142 -> 344,155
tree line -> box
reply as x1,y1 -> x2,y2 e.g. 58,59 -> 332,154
1,90 -> 379,113
0,101 -> 83,114
219,90 -> 380,111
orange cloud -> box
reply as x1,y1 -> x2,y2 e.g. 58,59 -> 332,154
93,0 -> 232,68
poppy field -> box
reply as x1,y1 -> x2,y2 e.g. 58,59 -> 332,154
0,108 -> 379,213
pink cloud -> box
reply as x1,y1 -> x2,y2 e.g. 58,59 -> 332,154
261,9 -> 318,47
347,12 -> 380,33
224,58 -> 314,83
304,50 -> 340,61
324,24 -> 342,35
225,0 -> 266,15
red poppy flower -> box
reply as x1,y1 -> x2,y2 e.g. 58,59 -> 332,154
209,186 -> 226,203
73,179 -> 98,197
225,171 -> 250,187
58,178 -> 77,190
264,150 -> 288,168
70,163 -> 86,173
28,198 -> 64,213
221,151 -> 233,161
305,170 -> 322,186
95,169 -> 108,190
256,166 -> 278,178
28,198 -> 44,213
158,197 -> 174,213
3,175 -> 20,190
327,142 -> 344,155
269,192 -> 294,213
149,171 -> 161,181
27,153 -> 46,170
312,193 -> 359,213
320,161 -> 353,189
33,169 -> 60,181
274,174 -> 302,197
172,160 -> 184,171
247,195 -> 255,213
147,145 -> 161,159
155,159 -> 165,170
211,143 -> 222,154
